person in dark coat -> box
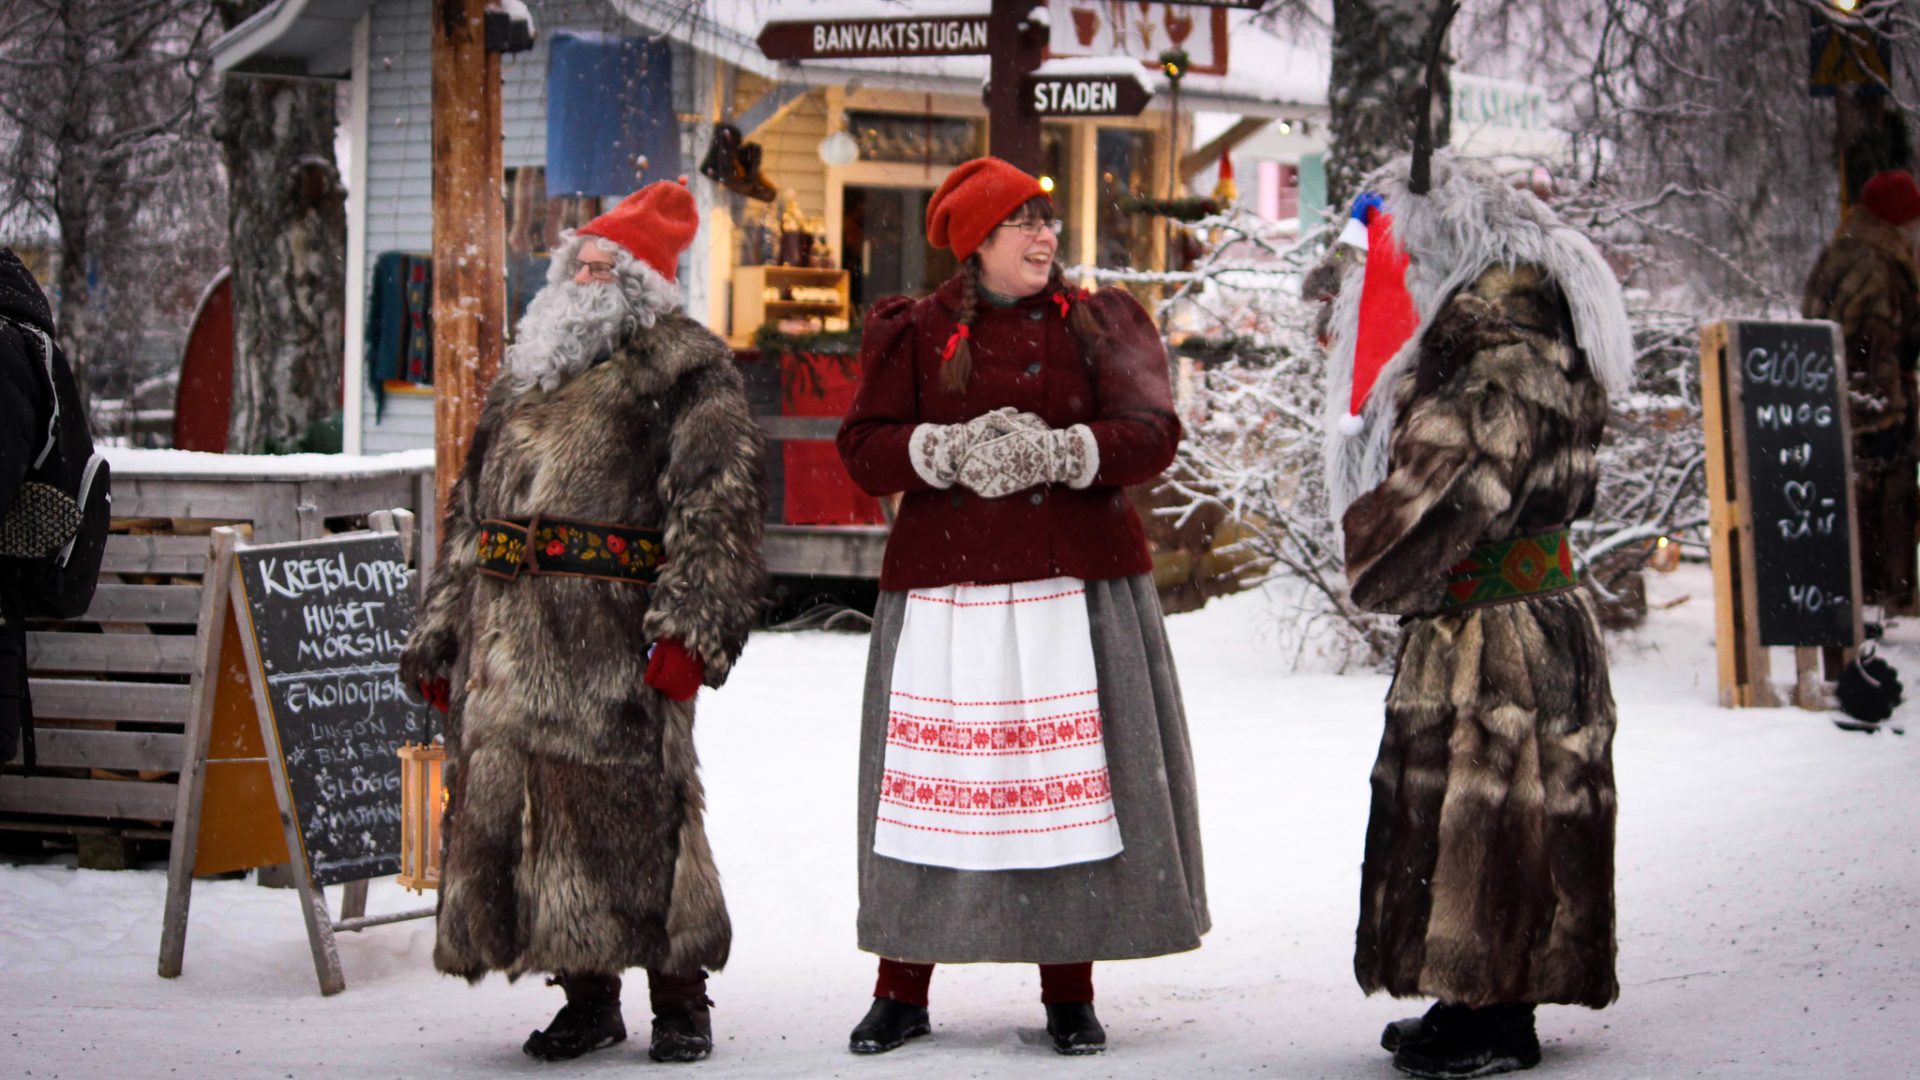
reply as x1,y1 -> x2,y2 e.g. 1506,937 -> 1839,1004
1313,153 -> 1635,1079
400,180 -> 767,1064
0,249 -> 70,769
837,158 -> 1208,1057
1802,168 -> 1920,616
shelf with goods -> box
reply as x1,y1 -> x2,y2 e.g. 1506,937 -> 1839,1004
729,265 -> 850,347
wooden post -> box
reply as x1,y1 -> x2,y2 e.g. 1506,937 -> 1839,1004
157,528 -> 242,980
1700,322 -> 1780,707
986,0 -> 1045,172
430,0 -> 505,524
229,571 -> 346,995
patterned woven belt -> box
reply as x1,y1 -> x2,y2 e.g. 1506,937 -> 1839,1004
474,515 -> 666,585
1437,527 -> 1579,612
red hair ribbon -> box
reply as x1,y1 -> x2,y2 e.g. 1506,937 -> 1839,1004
1053,287 -> 1089,318
941,324 -> 971,362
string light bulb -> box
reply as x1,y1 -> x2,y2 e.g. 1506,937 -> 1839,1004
1038,175 -> 1056,193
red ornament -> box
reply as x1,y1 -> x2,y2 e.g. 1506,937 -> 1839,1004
606,534 -> 627,554
545,539 -> 566,557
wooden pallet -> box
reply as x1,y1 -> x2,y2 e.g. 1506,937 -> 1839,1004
5,455 -> 434,857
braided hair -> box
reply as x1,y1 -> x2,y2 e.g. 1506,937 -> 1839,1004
939,195 -> 1108,394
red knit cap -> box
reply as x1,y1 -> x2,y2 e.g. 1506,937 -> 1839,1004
1860,170 -> 1920,227
926,157 -> 1046,260
579,178 -> 700,282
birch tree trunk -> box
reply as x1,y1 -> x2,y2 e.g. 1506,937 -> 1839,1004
217,0 -> 346,453
1327,0 -> 1454,214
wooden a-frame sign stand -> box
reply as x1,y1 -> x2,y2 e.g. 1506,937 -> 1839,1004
1700,320 -> 1865,709
157,513 -> 433,995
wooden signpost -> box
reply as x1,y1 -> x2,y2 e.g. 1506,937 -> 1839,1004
756,12 -> 991,61
757,1 -> 1042,171
1700,320 -> 1864,709
158,514 -> 434,995
1022,71 -> 1153,117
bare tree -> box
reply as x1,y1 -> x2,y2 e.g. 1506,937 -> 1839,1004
1326,0 -> 1457,212
1471,0 -> 1920,308
0,0 -> 224,414
216,0 -> 346,453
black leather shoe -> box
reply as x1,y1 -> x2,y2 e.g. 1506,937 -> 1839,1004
647,970 -> 714,1063
1044,1001 -> 1106,1055
1391,1004 -> 1540,1078
849,997 -> 931,1054
648,1004 -> 713,1063
522,1000 -> 627,1061
1382,1001 -> 1466,1052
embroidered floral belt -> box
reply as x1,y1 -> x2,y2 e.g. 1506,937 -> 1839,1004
475,515 -> 666,585
1437,528 -> 1579,612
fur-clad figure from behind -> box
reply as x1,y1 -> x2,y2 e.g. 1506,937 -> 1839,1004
1802,170 -> 1920,613
399,180 -> 767,1063
1312,152 -> 1628,1077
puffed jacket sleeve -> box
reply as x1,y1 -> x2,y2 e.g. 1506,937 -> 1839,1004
1081,288 -> 1182,487
837,296 -> 938,496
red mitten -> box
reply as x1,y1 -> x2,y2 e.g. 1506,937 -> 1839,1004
417,676 -> 450,713
645,639 -> 705,702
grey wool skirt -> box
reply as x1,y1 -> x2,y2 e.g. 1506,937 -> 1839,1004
855,574 -> 1210,964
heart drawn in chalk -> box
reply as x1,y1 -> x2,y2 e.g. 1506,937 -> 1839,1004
1784,480 -> 1815,516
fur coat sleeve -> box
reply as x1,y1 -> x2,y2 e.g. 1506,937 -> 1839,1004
1342,270 -> 1603,615
399,387 -> 506,693
640,360 -> 770,688
1801,211 -> 1920,440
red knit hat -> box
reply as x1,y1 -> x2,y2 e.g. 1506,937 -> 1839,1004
926,157 -> 1047,260
1860,170 -> 1920,227
579,178 -> 700,282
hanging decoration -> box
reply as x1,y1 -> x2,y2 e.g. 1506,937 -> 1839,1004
698,123 -> 777,201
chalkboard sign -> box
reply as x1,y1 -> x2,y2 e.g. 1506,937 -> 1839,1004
1731,320 -> 1860,646
233,533 -> 429,887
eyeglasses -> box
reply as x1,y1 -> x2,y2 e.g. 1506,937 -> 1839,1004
996,218 -> 1063,237
575,259 -> 617,282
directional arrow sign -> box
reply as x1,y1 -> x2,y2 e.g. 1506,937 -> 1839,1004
758,15 -> 991,61
1021,73 -> 1153,117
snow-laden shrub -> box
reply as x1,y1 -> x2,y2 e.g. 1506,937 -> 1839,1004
1079,209 -> 1709,670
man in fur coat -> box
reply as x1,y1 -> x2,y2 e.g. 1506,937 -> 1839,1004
1803,168 -> 1920,615
1311,153 -> 1633,1079
400,179 -> 767,1064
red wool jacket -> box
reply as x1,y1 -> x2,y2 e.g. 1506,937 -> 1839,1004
837,277 -> 1181,590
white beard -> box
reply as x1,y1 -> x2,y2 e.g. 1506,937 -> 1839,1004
498,278 -> 635,396
496,231 -> 685,397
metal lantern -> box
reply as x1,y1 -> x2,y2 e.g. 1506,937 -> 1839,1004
396,742 -> 446,892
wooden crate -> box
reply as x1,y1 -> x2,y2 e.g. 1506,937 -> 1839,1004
4,451 -> 435,849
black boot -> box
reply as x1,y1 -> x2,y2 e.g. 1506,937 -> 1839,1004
647,970 -> 714,1063
1044,1001 -> 1107,1055
849,997 -> 931,1054
1392,1003 -> 1541,1079
523,973 -> 627,1061
1382,1001 -> 1468,1052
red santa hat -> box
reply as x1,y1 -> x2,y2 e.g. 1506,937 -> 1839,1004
1336,192 -> 1420,435
579,178 -> 700,282
1860,170 -> 1920,227
926,157 -> 1046,260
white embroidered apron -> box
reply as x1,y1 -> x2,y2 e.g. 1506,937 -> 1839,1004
873,576 -> 1124,871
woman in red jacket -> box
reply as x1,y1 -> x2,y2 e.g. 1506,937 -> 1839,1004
837,158 -> 1209,1057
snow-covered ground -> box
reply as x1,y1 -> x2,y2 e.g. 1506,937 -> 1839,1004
4,564 -> 1914,1078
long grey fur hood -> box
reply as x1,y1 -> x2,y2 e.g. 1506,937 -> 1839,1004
1321,152 -> 1634,515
